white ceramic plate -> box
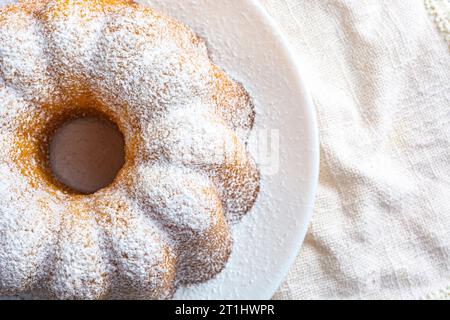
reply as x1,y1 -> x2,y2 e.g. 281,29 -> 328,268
0,0 -> 319,300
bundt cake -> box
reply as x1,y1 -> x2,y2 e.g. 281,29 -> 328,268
0,0 -> 259,299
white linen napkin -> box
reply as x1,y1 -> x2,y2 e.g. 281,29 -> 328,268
260,0 -> 450,300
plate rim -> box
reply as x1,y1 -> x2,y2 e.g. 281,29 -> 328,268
248,0 -> 320,298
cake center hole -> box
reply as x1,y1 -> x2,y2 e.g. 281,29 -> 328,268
49,116 -> 125,194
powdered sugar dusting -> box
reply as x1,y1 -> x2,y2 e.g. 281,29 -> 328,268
0,0 -> 259,299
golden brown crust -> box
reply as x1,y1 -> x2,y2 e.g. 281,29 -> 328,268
0,0 -> 259,299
